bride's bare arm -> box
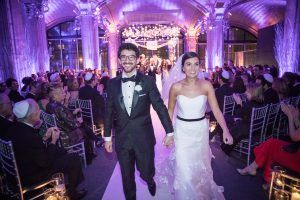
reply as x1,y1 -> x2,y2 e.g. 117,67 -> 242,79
205,81 -> 233,144
168,83 -> 178,120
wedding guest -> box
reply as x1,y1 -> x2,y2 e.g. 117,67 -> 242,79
257,73 -> 280,104
6,78 -> 24,103
237,104 -> 300,185
25,81 -> 41,102
272,78 -> 290,100
221,83 -> 264,155
0,93 -> 14,139
7,99 -> 87,199
215,70 -> 233,113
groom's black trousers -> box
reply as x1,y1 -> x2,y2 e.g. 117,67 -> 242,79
116,145 -> 155,200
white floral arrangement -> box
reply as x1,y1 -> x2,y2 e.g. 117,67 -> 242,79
134,84 -> 142,92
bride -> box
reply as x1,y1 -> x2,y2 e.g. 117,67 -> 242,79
159,52 -> 233,199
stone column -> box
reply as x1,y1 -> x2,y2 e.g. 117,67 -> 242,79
80,15 -> 99,69
107,25 -> 119,77
185,28 -> 197,52
281,0 -> 300,74
0,0 -> 49,84
206,20 -> 224,71
23,6 -> 49,74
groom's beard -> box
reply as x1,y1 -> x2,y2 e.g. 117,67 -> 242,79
123,63 -> 136,74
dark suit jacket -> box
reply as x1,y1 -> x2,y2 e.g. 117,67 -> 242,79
7,122 -> 65,186
215,83 -> 233,112
264,87 -> 279,105
0,116 -> 13,139
79,85 -> 105,126
104,71 -> 173,152
25,92 -> 38,102
8,90 -> 24,103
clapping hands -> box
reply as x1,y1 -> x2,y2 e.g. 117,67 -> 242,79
43,127 -> 60,144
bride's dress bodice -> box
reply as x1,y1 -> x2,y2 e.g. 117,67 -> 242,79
176,95 -> 207,119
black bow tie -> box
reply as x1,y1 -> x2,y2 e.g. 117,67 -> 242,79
122,75 -> 136,83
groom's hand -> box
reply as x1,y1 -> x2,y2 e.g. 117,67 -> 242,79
104,141 -> 113,153
163,135 -> 174,148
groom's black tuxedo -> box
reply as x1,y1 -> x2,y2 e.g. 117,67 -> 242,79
104,71 -> 173,199
104,71 -> 173,151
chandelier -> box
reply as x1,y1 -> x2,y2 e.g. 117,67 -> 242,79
122,24 -> 181,40
23,0 -> 49,19
73,3 -> 111,31
194,11 -> 230,34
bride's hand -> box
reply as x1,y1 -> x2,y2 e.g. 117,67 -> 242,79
163,135 -> 174,148
223,130 -> 233,145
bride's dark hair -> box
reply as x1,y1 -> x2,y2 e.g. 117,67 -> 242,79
181,52 -> 199,72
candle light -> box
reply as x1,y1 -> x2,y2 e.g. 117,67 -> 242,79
46,195 -> 58,200
291,184 -> 300,200
291,192 -> 300,200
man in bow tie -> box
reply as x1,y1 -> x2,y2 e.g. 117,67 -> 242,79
104,43 -> 174,200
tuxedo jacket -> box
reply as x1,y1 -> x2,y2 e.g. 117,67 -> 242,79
104,71 -> 173,152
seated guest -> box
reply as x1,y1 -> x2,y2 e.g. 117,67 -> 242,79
67,77 -> 79,105
256,73 -> 279,104
0,93 -> 14,138
20,77 -> 33,97
25,81 -> 41,102
291,73 -> 300,97
47,86 -> 95,164
237,104 -> 300,185
221,83 -> 264,155
38,82 -> 50,111
231,76 -> 246,94
7,99 -> 87,199
49,72 -> 63,87
6,78 -> 24,103
215,70 -> 233,113
272,78 -> 290,101
0,81 -> 7,93
79,73 -> 105,132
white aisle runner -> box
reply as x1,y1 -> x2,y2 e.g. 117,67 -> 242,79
102,107 -> 173,200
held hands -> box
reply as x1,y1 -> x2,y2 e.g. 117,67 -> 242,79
163,135 -> 174,148
223,130 -> 233,145
104,141 -> 113,153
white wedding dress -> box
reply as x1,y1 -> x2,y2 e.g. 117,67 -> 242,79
156,95 -> 225,200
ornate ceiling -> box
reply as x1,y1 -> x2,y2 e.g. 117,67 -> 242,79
45,0 -> 286,36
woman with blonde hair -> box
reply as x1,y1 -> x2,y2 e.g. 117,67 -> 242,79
221,83 -> 264,155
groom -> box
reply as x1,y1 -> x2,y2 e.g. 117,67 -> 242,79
104,43 -> 174,200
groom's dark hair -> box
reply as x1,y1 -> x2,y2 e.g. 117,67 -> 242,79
181,52 -> 199,72
118,43 -> 140,58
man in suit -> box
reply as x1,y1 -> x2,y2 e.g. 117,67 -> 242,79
7,99 -> 87,200
25,81 -> 40,102
5,78 -> 24,103
257,73 -> 279,104
215,70 -> 233,113
79,73 -> 105,147
104,43 -> 174,200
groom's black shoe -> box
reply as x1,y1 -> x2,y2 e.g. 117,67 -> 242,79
147,180 -> 156,196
